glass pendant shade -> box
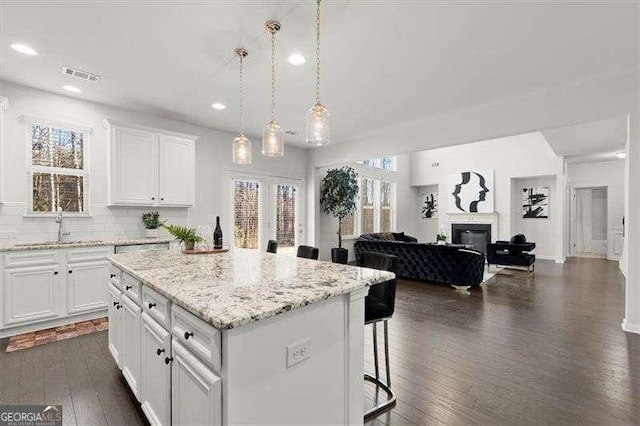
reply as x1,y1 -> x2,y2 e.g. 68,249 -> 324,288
233,134 -> 252,165
262,121 -> 284,157
305,103 -> 330,146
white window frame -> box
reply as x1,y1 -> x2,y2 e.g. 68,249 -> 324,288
230,176 -> 265,250
23,115 -> 92,217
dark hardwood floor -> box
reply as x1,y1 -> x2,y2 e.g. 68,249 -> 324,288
1,258 -> 638,425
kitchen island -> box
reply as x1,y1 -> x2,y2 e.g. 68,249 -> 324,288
107,248 -> 394,426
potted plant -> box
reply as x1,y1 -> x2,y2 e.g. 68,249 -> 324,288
436,228 -> 447,245
141,211 -> 161,238
320,166 -> 359,264
162,223 -> 203,251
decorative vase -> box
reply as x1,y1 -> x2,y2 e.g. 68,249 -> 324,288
331,247 -> 348,264
146,228 -> 158,238
184,241 -> 195,251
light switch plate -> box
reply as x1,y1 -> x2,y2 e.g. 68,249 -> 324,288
286,338 -> 311,368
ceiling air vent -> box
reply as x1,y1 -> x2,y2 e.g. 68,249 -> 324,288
62,66 -> 100,82
285,130 -> 297,135
431,162 -> 440,168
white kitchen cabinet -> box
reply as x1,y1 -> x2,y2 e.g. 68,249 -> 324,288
158,135 -> 195,207
108,282 -> 123,368
122,293 -> 143,401
2,263 -> 60,327
106,120 -> 197,207
110,125 -> 158,206
171,340 -> 221,426
66,260 -> 109,315
141,313 -> 172,426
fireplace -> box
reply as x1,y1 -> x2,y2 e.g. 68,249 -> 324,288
451,224 -> 492,254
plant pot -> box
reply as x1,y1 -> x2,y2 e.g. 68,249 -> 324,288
184,241 -> 195,251
437,240 -> 446,245
145,228 -> 159,238
331,247 -> 348,264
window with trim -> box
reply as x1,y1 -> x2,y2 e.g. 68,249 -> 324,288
28,120 -> 89,214
380,181 -> 394,232
359,156 -> 396,171
275,184 -> 297,253
361,178 -> 375,234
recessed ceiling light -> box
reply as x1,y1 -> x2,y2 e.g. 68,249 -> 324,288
62,85 -> 82,93
287,53 -> 306,66
211,103 -> 226,110
616,152 -> 627,159
10,43 -> 39,56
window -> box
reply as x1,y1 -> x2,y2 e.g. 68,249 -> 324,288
341,213 -> 355,237
361,178 -> 375,234
275,184 -> 297,253
380,181 -> 393,232
233,180 -> 261,249
28,120 -> 89,214
359,156 -> 396,171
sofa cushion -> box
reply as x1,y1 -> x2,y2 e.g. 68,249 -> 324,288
510,234 -> 527,244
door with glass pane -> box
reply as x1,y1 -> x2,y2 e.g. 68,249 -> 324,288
232,179 -> 262,249
274,183 -> 299,254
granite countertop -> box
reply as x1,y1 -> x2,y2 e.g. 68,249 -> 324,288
0,238 -> 174,252
108,248 -> 395,330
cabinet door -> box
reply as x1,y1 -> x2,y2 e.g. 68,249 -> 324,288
111,126 -> 158,206
67,260 -> 109,315
108,283 -> 123,368
172,340 -> 221,426
122,294 -> 142,401
158,135 -> 194,207
141,313 -> 171,426
2,264 -> 60,327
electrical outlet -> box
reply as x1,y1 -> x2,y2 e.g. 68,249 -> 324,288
286,338 -> 311,368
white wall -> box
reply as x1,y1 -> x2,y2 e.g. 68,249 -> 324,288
409,132 -> 564,260
510,175 -> 558,259
415,184 -> 439,243
0,81 -> 307,244
567,159 -> 625,259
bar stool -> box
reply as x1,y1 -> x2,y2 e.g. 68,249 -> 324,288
296,245 -> 319,260
357,251 -> 398,421
266,240 -> 278,253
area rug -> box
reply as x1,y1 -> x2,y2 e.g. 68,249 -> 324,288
482,265 -> 503,283
5,317 -> 108,352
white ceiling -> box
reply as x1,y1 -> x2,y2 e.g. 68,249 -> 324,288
542,115 -> 628,164
1,1 -> 638,148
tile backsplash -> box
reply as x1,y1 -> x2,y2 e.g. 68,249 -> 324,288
0,202 -> 190,244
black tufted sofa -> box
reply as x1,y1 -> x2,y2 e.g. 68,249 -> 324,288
354,233 -> 486,287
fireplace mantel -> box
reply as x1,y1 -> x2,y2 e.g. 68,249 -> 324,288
448,212 -> 499,242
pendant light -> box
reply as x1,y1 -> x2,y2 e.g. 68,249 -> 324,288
262,20 -> 285,157
232,48 -> 251,165
305,0 -> 330,146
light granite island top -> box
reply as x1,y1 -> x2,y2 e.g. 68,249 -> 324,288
107,247 -> 394,330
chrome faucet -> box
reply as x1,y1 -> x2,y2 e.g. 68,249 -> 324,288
55,207 -> 71,242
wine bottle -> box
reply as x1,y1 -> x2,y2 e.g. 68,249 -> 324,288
213,216 -> 223,249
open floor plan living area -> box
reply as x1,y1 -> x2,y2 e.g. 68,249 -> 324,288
1,1 -> 639,425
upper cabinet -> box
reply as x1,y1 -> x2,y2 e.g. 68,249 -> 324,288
105,120 -> 197,207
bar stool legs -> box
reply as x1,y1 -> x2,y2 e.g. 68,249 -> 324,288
364,319 -> 396,421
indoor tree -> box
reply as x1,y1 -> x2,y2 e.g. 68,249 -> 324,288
320,166 -> 359,263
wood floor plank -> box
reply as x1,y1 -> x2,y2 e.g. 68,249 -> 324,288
43,341 -> 77,425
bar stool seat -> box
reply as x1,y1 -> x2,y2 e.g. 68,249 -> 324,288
358,251 -> 398,421
266,240 -> 278,253
296,245 -> 319,260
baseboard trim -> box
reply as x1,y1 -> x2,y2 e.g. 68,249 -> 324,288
622,319 -> 640,334
555,258 -> 566,264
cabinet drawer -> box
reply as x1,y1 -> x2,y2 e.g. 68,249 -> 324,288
142,285 -> 171,329
122,273 -> 142,306
3,250 -> 59,268
67,246 -> 113,263
171,305 -> 221,373
109,264 -> 123,290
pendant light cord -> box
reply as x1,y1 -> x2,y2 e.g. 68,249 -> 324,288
270,29 -> 276,123
315,0 -> 321,105
239,54 -> 244,135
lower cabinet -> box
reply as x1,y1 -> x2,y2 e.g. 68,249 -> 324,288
122,293 -> 142,401
108,283 -> 123,368
2,264 -> 60,327
67,260 -> 109,315
141,312 -> 171,426
172,340 -> 221,426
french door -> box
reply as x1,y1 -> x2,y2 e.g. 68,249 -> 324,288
231,175 -> 303,253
